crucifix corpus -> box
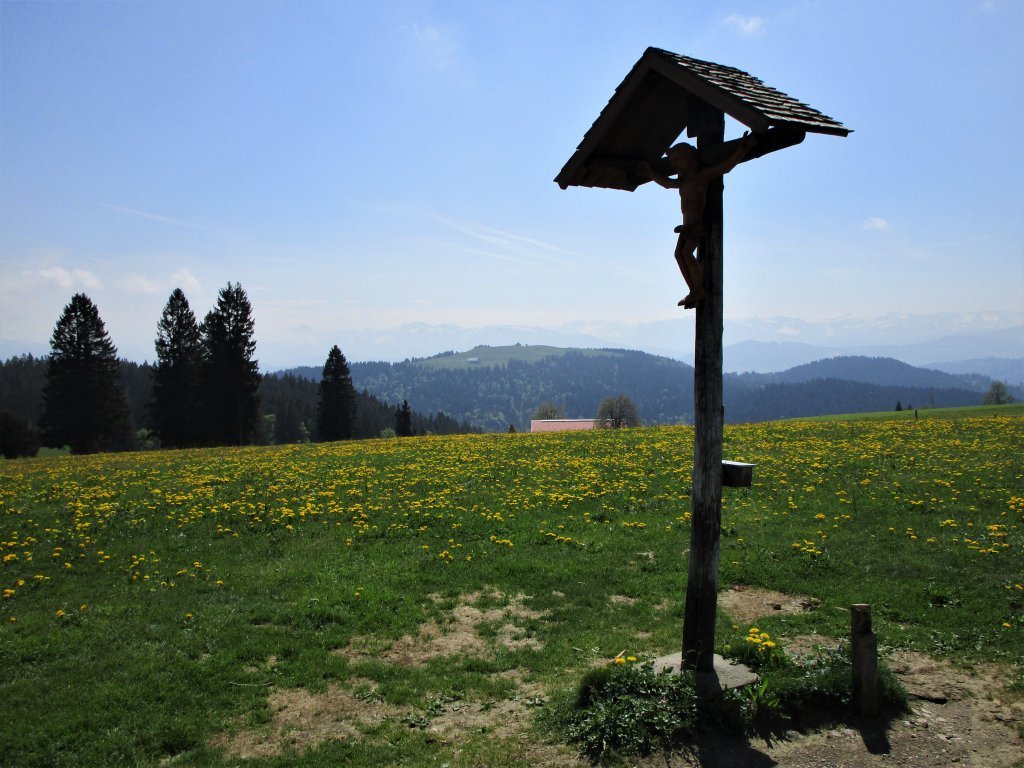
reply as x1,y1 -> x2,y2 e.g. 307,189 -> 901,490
555,48 -> 850,679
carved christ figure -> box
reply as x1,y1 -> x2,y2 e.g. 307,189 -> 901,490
640,132 -> 759,308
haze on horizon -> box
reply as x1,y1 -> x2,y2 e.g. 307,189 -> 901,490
2,0 -> 1022,370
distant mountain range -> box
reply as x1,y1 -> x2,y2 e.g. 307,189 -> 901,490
721,329 -> 1023,379
283,345 -> 1021,432
263,314 -> 1022,382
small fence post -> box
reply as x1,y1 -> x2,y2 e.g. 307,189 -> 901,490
851,603 -> 880,717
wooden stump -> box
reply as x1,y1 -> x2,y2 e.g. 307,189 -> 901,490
851,603 -> 881,717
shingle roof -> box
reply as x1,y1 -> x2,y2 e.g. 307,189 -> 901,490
555,47 -> 850,191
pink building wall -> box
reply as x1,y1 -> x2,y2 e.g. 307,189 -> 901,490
530,419 -> 605,432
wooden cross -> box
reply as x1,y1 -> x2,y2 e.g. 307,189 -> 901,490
556,48 -> 850,674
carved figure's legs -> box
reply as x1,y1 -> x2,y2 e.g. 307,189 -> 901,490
673,225 -> 704,309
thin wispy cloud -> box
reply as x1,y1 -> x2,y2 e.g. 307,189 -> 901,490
863,216 -> 891,231
118,274 -> 162,294
444,243 -> 557,270
99,203 -> 213,231
28,266 -> 102,291
119,266 -> 206,298
171,268 -> 202,294
431,215 -> 577,268
723,13 -> 766,36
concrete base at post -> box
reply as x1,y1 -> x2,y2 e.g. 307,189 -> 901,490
652,652 -> 758,693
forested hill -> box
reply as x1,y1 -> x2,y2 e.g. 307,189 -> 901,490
355,348 -> 693,433
738,355 -> 993,391
284,346 -> 1008,431
286,347 -> 693,432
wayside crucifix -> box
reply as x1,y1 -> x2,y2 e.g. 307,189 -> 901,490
556,48 -> 850,679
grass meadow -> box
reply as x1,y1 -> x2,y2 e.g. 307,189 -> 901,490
1,410 -> 1022,766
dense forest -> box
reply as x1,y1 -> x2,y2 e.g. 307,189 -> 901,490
355,349 -> 693,431
0,285 -> 479,457
0,355 -> 477,451
282,348 -> 1010,432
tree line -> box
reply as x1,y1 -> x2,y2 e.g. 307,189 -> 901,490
0,285 -> 476,458
336,349 -> 1001,431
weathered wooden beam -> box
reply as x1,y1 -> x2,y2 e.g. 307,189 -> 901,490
742,126 -> 805,160
682,110 -> 725,674
698,126 -> 805,167
585,126 -> 805,191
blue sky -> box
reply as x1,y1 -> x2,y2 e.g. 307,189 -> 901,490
2,0 -> 1022,368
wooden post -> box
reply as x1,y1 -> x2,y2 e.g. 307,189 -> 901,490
851,604 -> 881,717
682,111 -> 725,673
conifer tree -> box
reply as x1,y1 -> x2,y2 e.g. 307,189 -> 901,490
316,345 -> 356,442
198,283 -> 261,446
40,294 -> 131,453
152,288 -> 202,448
0,410 -> 39,458
395,399 -> 413,437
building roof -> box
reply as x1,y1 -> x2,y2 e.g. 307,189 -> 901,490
555,47 -> 851,191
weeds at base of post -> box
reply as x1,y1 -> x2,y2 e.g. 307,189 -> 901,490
554,640 -> 907,765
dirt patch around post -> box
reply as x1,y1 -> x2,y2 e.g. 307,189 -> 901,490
736,649 -> 1024,768
699,587 -> 1024,768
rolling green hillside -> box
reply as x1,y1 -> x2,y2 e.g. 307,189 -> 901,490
788,402 -> 1024,422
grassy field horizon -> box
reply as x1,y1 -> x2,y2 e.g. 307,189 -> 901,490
2,409 -> 1021,766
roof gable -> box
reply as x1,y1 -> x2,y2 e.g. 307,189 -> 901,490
556,47 -> 850,191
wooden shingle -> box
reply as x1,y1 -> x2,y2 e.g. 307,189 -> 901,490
555,47 -> 850,191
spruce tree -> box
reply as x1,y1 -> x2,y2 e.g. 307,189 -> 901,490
0,410 -> 40,458
151,289 -> 202,448
395,399 -> 413,437
316,345 -> 356,442
198,283 -> 261,446
40,294 -> 131,453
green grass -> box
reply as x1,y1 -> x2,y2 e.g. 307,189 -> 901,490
1,413 -> 1022,766
786,401 -> 1024,422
